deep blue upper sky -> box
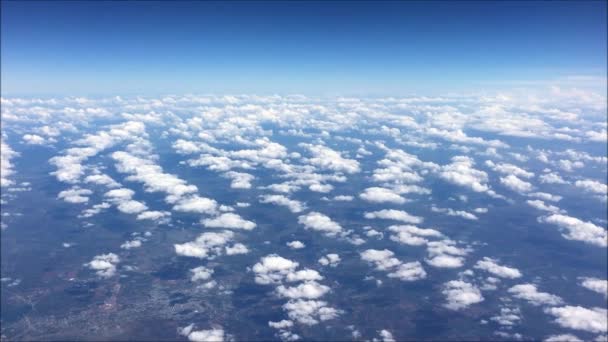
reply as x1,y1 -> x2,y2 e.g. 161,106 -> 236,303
1,1 -> 606,96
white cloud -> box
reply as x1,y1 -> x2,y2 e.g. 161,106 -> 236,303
225,243 -> 249,255
442,280 -> 484,310
508,284 -> 563,306
120,239 -> 142,249
364,209 -> 423,224
545,306 -> 607,333
174,230 -> 236,259
86,253 -> 120,278
117,200 -> 148,214
202,213 -> 256,230
318,253 -> 341,267
58,187 -> 92,203
528,192 -> 563,202
388,225 -> 443,246
360,249 -> 401,271
276,281 -> 331,299
136,210 -> 170,221
301,144 -> 360,174
360,187 -> 406,204
282,299 -> 341,325
179,324 -> 225,342
286,241 -> 306,249
474,257 -> 522,279
575,179 -> 608,195
431,206 -> 478,220
173,195 -> 218,214
84,174 -> 120,188
500,174 -> 533,193
485,160 -> 534,178
298,212 -> 344,237
190,266 -> 214,282
22,134 -> 47,145
580,277 -> 608,298
439,156 -> 489,193
527,200 -> 561,213
539,173 -> 568,184
0,139 -> 18,187
539,214 -> 607,247
260,194 -> 306,213
425,240 -> 470,269
387,261 -> 427,281
223,171 -> 254,189
544,334 -> 583,342
378,329 -> 396,342
252,254 -> 300,285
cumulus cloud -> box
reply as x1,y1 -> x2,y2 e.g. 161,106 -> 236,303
360,187 -> 406,204
286,241 -> 306,249
474,257 -> 522,279
439,156 -> 490,193
282,299 -> 341,325
442,280 -> 484,310
545,306 -> 607,333
202,213 -> 256,230
364,209 -> 423,224
301,144 -> 360,174
0,139 -> 18,187
431,206 -> 478,220
485,160 -> 534,178
580,277 -> 608,298
575,179 -> 608,195
388,225 -> 443,246
276,281 -> 331,299
425,240 -> 470,269
508,284 -> 563,306
539,172 -> 568,184
544,334 -> 583,342
86,253 -> 120,278
298,212 -> 344,237
360,249 -> 427,282
260,194 -> 306,213
58,187 -> 93,203
318,254 -> 341,267
539,214 -> 607,247
190,266 -> 214,282
179,324 -> 225,342
223,171 -> 254,189
500,174 -> 534,193
120,239 -> 142,249
174,230 -> 238,259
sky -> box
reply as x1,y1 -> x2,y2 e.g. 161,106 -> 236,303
1,1 -> 607,96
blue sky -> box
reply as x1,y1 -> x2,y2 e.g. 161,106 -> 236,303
1,1 -> 606,96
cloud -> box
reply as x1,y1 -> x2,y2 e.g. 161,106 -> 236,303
425,240 -> 470,269
86,253 -> 120,278
120,239 -> 142,249
298,212 -> 344,237
378,329 -> 396,342
173,195 -> 218,214
539,214 -> 607,247
474,257 -> 522,279
190,266 -> 214,282
360,249 -> 402,270
22,134 -> 47,145
174,230 -> 237,259
179,324 -> 225,342
442,280 -> 484,310
359,187 -> 406,204
300,144 -> 360,174
545,306 -> 607,333
387,261 -> 427,281
364,209 -> 423,224
527,200 -> 561,213
84,174 -> 120,188
225,243 -> 249,255
58,187 -> 93,203
528,192 -> 563,202
287,241 -> 306,249
431,206 -> 478,220
388,225 -> 443,246
439,156 -> 490,193
223,171 -> 254,189
318,253 -> 340,267
485,160 -> 534,178
508,284 -> 563,306
544,334 -> 583,342
0,139 -> 18,187
574,179 -> 608,195
500,175 -> 533,193
260,194 -> 306,213
202,213 -> 256,230
136,210 -> 170,221
282,299 -> 341,325
276,281 -> 331,299
539,172 -> 568,184
580,277 -> 608,298
252,254 -> 301,285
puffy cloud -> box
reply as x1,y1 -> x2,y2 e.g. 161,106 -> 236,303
388,225 -> 443,246
268,320 -> 293,329
318,253 -> 341,267
297,212 -> 344,237
360,249 -> 401,271
431,206 -> 478,220
286,241 -> 306,249
332,195 -> 354,201
364,209 -> 423,224
527,200 -> 561,213
86,253 -> 120,278
120,239 -> 142,249
173,195 -> 218,214
508,284 -> 563,306
539,214 -> 607,247
439,156 -> 490,193
490,306 -> 521,326
174,230 -> 236,259
22,134 -> 47,145
252,254 -> 300,285
425,240 -> 470,269
545,306 -> 607,333
539,172 -> 568,184
528,192 -> 563,202
544,334 -> 583,342
580,277 -> 608,298
202,213 -> 256,230
136,210 -> 170,221
387,261 -> 427,281
276,281 -> 331,299
0,139 -> 18,187
225,243 -> 249,255
223,171 -> 254,189
575,179 -> 608,195
301,144 -> 360,174
260,195 -> 306,213
485,160 -> 534,178
58,187 -> 92,203
442,280 -> 484,310
500,175 -> 533,193
474,257 -> 522,279
179,324 -> 225,342
84,174 -> 120,188
378,329 -> 396,342
190,266 -> 214,282
117,200 -> 148,214
359,187 -> 406,204
282,299 -> 341,325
